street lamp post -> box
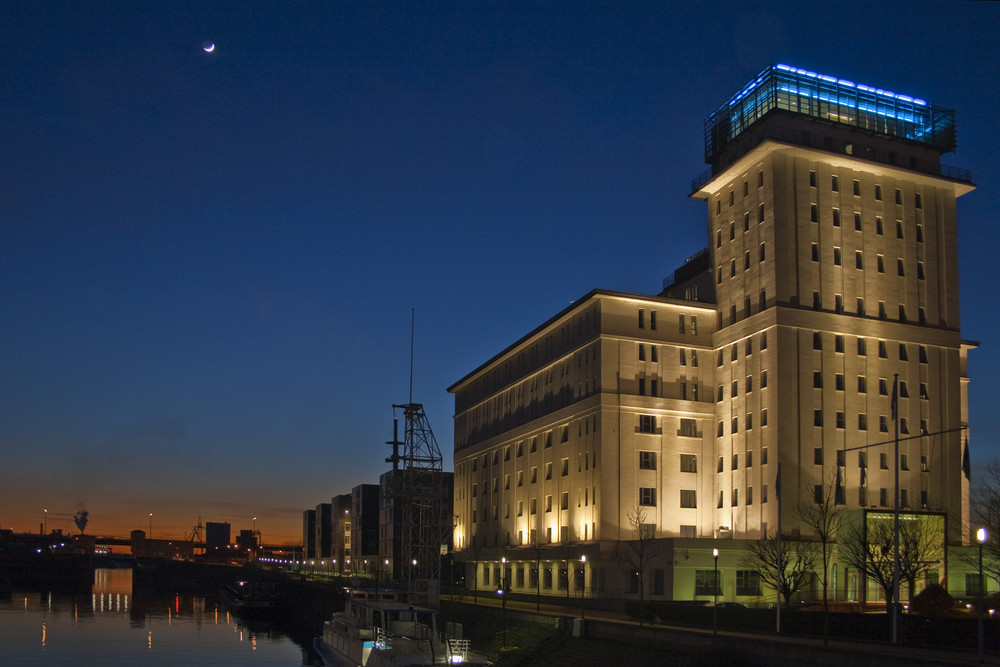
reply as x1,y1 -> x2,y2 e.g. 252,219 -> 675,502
43,509 -> 47,535
499,557 -> 508,650
580,555 -> 587,621
978,527 -> 987,663
149,513 -> 153,539
713,548 -> 720,635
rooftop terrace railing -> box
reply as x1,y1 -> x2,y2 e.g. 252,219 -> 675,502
690,121 -> 972,195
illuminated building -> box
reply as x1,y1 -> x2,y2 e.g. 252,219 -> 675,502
449,65 -> 975,603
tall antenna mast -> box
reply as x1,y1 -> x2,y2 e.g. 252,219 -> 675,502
381,307 -> 448,605
409,308 -> 415,404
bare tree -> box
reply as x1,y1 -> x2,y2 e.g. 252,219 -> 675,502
620,504 -> 662,625
528,540 -> 544,612
970,460 -> 1000,585
561,526 -> 580,611
838,512 -> 943,610
796,474 -> 844,637
740,532 -> 817,611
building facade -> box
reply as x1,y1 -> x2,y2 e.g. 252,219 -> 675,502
449,64 -> 975,605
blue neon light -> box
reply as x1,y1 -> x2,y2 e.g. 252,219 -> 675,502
705,64 -> 955,162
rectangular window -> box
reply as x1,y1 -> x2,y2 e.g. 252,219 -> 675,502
680,489 -> 697,508
690,316 -> 698,335
858,413 -> 868,430
680,453 -> 697,473
639,451 -> 657,470
854,212 -> 862,230
746,486 -> 753,505
561,492 -> 569,510
810,204 -> 818,222
680,418 -> 697,438
638,309 -> 645,328
856,250 -> 863,269
833,209 -> 841,227
832,175 -> 839,192
639,415 -> 656,434
858,376 -> 867,393
737,570 -> 762,596
695,570 -> 722,595
639,487 -> 656,507
834,247 -> 842,265
650,311 -> 657,330
678,314 -> 685,334
761,370 -> 767,388
853,179 -> 861,196
814,447 -> 823,465
876,216 -> 884,235
638,343 -> 645,361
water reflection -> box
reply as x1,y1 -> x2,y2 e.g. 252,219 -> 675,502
0,568 -> 316,665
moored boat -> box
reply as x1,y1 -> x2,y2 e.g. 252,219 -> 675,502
313,588 -> 490,666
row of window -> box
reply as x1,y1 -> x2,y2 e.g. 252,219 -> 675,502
638,416 -> 699,436
637,309 -> 701,335
637,487 -> 698,509
812,448 -> 929,471
811,411 -> 928,434
808,172 -> 924,210
716,410 -> 769,435
638,451 -> 698,472
718,332 -> 931,364
810,245 -> 927,277
717,448 -> 768,471
638,344 -> 701,367
807,204 -> 926,234
811,292 -> 931,324
714,171 -> 766,214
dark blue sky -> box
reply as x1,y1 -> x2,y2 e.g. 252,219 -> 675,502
2,1 -> 998,543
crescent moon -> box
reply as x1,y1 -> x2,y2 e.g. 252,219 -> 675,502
203,42 -> 215,53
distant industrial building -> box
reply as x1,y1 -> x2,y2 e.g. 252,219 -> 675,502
205,521 -> 231,553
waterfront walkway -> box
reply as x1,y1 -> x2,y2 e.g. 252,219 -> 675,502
445,592 -> 1000,666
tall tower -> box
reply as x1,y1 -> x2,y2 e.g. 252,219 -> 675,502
690,65 -> 974,543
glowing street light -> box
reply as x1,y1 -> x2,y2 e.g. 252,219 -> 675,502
713,548 -> 720,634
580,555 -> 587,621
978,527 -> 987,663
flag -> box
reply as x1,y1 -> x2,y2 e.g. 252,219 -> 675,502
963,437 -> 971,480
891,375 -> 899,422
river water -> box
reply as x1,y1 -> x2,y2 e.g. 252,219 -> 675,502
0,568 -> 318,665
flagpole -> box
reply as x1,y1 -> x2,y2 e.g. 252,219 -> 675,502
776,462 -> 782,633
892,373 -> 900,645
